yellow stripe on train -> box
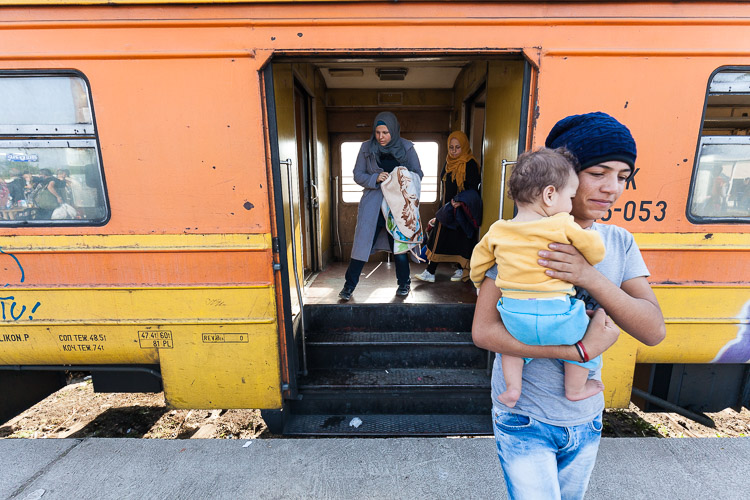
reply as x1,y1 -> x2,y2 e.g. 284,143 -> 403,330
602,285 -> 750,407
0,286 -> 282,409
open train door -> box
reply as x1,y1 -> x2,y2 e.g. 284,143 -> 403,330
259,56 -> 337,413
260,52 -> 538,435
479,58 -> 537,233
260,62 -> 303,408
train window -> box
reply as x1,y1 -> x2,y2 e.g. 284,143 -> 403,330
0,72 -> 108,226
688,69 -> 750,222
340,141 -> 439,203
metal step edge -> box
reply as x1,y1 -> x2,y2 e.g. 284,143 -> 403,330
298,383 -> 491,390
296,368 -> 490,387
282,413 -> 493,436
305,331 -> 472,338
303,304 -> 475,333
306,341 -> 476,346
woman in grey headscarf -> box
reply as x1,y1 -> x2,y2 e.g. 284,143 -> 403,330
339,112 -> 423,301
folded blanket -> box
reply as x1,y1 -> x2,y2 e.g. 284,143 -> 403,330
435,188 -> 483,239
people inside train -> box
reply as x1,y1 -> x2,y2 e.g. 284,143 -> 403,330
470,147 -> 606,407
30,168 -> 60,219
338,111 -> 423,301
0,176 -> 10,211
742,177 -> 750,211
704,164 -> 729,214
414,131 -> 482,284
729,176 -> 750,213
49,169 -> 80,219
22,172 -> 34,203
50,169 -> 74,205
7,169 -> 29,206
472,112 -> 665,500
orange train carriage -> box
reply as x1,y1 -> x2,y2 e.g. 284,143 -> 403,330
0,1 -> 748,434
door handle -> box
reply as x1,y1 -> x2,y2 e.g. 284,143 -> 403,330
310,181 -> 319,208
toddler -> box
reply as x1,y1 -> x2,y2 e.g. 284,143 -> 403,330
470,147 -> 606,406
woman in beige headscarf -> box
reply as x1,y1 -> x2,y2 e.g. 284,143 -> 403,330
415,131 -> 481,283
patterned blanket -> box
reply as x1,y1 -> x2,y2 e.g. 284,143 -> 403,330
379,166 -> 424,256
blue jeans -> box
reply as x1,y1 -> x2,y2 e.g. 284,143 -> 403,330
493,407 -> 602,500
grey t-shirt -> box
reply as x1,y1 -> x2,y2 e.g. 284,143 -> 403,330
487,222 -> 650,426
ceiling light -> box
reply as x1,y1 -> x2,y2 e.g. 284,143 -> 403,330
376,68 -> 408,81
328,68 -> 364,77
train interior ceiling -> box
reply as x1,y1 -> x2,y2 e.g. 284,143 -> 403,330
271,55 -> 528,307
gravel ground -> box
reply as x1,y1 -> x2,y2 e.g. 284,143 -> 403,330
1,377 -> 748,439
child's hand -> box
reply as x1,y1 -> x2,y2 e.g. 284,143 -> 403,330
580,308 -> 619,358
537,242 -> 597,287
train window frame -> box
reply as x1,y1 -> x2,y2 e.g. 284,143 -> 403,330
0,69 -> 110,227
687,66 -> 750,224
339,140 -> 440,204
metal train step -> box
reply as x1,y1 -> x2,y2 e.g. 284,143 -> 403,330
297,368 -> 490,389
285,303 -> 490,436
303,303 -> 475,333
305,331 -> 485,369
289,389 -> 491,415
292,368 -> 491,415
281,413 -> 493,436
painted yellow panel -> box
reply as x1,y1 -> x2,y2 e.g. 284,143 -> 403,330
602,333 -> 640,408
653,286 -> 750,321
159,323 -> 282,409
0,287 -> 277,324
0,324 -> 160,365
602,285 -> 750,408
481,60 -> 524,236
315,70 -> 332,263
0,322 -> 283,409
639,284 -> 749,364
0,287 -> 283,409
637,324 -> 744,364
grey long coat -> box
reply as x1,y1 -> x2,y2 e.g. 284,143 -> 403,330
350,138 -> 423,261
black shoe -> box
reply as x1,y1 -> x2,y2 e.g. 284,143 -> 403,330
338,286 -> 354,301
396,283 -> 410,297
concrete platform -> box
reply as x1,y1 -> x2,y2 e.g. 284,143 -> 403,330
1,437 -> 748,499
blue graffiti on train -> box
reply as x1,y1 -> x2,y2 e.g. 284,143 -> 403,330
0,248 -> 42,321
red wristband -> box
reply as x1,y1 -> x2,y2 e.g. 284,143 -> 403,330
574,342 -> 585,362
576,341 -> 590,363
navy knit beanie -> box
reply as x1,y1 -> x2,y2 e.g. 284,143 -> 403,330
545,112 -> 637,170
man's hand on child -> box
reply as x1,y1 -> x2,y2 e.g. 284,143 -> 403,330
538,242 -> 597,288
580,308 -> 619,358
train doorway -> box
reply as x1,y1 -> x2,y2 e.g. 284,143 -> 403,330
263,53 -> 535,435
266,55 -> 534,308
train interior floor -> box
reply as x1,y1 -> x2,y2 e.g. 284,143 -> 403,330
304,261 -> 479,305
